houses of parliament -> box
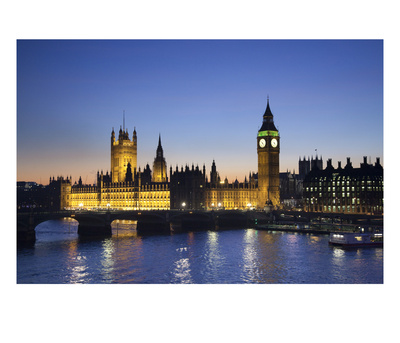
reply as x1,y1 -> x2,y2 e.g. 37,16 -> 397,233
21,97 -> 382,215
52,99 -> 281,211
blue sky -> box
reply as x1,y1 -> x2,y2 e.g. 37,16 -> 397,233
7,1 -> 398,337
17,40 -> 383,184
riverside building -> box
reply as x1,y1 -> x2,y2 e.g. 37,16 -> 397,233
51,99 -> 281,211
303,157 -> 383,214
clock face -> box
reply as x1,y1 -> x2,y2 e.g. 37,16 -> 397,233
271,138 -> 278,148
259,138 -> 266,148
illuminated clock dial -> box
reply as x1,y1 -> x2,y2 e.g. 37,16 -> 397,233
259,138 -> 266,148
271,138 -> 278,148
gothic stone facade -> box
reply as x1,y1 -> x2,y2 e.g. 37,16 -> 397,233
56,99 -> 280,211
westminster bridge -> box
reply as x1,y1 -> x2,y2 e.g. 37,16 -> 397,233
17,209 -> 383,244
17,209 -> 264,243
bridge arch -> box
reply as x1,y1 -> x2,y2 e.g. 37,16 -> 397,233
34,217 -> 79,238
109,218 -> 138,236
17,213 -> 79,244
35,217 -> 79,229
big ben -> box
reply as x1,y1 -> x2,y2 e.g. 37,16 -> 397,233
257,98 -> 280,209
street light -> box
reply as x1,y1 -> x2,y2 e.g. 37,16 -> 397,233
182,202 -> 186,211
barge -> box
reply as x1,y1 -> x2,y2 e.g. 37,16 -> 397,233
329,232 -> 383,247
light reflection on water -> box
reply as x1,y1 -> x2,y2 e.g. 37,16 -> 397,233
241,229 -> 260,282
172,257 -> 192,284
100,239 -> 115,282
202,231 -> 224,282
17,219 -> 383,284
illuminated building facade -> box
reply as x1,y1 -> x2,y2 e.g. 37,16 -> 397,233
58,127 -> 170,210
111,126 -> 137,183
53,99 -> 280,211
204,160 -> 259,210
303,157 -> 383,214
256,98 -> 280,208
170,98 -> 281,211
152,135 -> 167,183
169,160 -> 259,210
63,170 -> 170,211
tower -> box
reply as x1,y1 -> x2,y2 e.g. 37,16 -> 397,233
152,134 -> 167,182
210,160 -> 219,187
299,156 -> 311,179
257,98 -> 280,209
111,122 -> 137,183
311,154 -> 323,170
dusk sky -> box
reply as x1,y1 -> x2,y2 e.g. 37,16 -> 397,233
7,2 -> 398,339
17,40 -> 383,185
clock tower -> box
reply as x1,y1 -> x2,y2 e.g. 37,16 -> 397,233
257,98 -> 280,209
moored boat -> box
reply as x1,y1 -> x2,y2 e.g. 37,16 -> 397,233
329,232 -> 383,247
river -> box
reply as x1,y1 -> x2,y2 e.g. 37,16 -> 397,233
17,218 -> 383,284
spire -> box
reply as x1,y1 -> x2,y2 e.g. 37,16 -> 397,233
259,97 -> 278,132
156,134 -> 163,158
263,97 -> 273,118
133,126 -> 137,144
111,127 -> 115,143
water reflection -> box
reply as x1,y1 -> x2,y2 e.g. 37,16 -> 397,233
206,231 -> 219,261
171,238 -> 192,284
255,231 -> 285,283
172,257 -> 192,283
309,235 -> 322,244
100,239 -> 115,282
111,234 -> 144,283
69,260 -> 89,283
330,247 -> 347,282
333,247 -> 345,259
201,231 -> 225,283
111,219 -> 137,237
65,252 -> 89,283
241,229 -> 260,282
17,221 -> 383,284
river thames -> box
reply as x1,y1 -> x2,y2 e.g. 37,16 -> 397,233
17,218 -> 383,284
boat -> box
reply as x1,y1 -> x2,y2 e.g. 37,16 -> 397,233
329,232 -> 383,247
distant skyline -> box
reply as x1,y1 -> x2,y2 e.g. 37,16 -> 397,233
17,40 -> 383,185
